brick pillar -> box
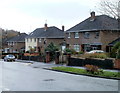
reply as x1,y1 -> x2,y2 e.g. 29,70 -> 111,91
46,51 -> 50,63
66,53 -> 71,66
55,51 -> 60,64
114,59 -> 120,69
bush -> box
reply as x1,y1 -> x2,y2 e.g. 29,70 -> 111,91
81,53 -> 108,59
45,42 -> 59,60
64,48 -> 77,55
110,42 -> 120,58
116,46 -> 120,59
84,64 -> 99,74
78,51 -> 84,55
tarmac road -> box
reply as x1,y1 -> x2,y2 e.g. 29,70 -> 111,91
0,60 -> 119,91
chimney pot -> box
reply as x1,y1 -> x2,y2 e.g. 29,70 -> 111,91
90,11 -> 95,21
44,23 -> 48,31
62,25 -> 65,31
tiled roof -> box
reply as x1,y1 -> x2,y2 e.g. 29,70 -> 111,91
26,26 -> 64,38
109,37 -> 120,46
66,15 -> 120,32
7,33 -> 28,42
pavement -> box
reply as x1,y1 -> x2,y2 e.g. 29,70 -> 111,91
16,59 -> 119,72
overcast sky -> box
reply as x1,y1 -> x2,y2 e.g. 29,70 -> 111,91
0,0 -> 100,33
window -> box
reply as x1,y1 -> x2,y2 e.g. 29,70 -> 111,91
8,42 -> 10,45
68,33 -> 71,38
95,32 -> 99,39
75,32 -> 79,38
84,32 -> 90,39
34,38 -> 36,42
74,44 -> 80,52
13,42 -> 14,45
39,38 -> 41,42
30,38 -> 32,42
27,38 -> 28,42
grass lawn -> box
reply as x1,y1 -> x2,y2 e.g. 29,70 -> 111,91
51,66 -> 120,79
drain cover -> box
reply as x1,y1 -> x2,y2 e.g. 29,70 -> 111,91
43,79 -> 55,81
33,66 -> 39,68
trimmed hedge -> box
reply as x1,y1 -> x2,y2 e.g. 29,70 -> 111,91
67,58 -> 114,69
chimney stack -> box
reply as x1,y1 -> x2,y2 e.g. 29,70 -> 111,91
62,25 -> 65,31
44,23 -> 48,31
90,11 -> 95,21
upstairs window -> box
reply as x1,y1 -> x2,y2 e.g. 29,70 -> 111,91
84,32 -> 90,39
34,38 -> 36,42
68,33 -> 71,38
95,32 -> 99,39
75,32 -> 79,38
39,38 -> 42,42
30,38 -> 32,42
27,38 -> 28,42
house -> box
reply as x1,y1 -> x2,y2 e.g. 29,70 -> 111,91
25,24 -> 65,52
2,29 -> 20,53
65,11 -> 120,52
6,33 -> 28,53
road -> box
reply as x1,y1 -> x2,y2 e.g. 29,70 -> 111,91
0,60 -> 119,91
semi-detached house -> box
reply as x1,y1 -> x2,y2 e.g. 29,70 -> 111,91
25,24 -> 65,52
65,11 -> 120,52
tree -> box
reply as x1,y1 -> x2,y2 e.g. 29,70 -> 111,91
45,42 -> 59,60
110,42 -> 120,58
98,0 -> 120,19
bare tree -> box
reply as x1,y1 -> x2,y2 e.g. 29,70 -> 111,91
98,0 -> 120,19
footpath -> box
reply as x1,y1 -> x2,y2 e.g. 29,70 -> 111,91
16,59 -> 119,72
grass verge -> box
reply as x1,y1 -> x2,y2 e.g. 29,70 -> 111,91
51,66 -> 120,79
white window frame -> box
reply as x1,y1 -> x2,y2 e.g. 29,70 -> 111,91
75,32 -> 79,38
39,38 -> 42,42
68,33 -> 71,38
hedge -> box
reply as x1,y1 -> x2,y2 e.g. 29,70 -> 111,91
67,58 -> 114,69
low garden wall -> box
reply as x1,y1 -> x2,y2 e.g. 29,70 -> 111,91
67,57 -> 115,69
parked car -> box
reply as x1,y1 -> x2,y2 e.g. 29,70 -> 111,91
86,50 -> 105,54
4,54 -> 15,62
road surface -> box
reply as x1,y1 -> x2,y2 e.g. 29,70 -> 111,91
0,60 -> 119,91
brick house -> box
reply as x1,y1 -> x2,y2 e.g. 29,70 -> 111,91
25,24 -> 65,52
65,11 -> 120,52
7,33 -> 28,53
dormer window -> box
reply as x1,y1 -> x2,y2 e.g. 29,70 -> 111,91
84,32 -> 90,39
75,32 -> 79,38
68,33 -> 71,38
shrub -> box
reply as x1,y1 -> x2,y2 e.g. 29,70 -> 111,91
84,64 -> 99,74
116,46 -> 120,59
81,53 -> 108,59
45,42 -> 59,60
64,48 -> 77,55
110,42 -> 120,58
78,51 -> 84,55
